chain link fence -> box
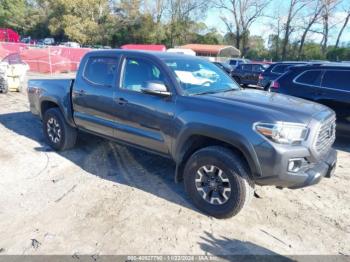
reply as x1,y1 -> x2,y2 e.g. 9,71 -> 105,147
0,42 -> 91,74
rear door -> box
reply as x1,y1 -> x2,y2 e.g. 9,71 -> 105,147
113,56 -> 176,155
320,70 -> 350,131
72,56 -> 120,137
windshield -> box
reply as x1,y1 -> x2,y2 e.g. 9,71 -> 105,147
163,58 -> 240,95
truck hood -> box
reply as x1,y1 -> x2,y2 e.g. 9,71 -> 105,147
199,89 -> 331,124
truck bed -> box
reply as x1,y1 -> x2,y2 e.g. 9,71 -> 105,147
27,78 -> 74,119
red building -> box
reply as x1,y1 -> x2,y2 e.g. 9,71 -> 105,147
0,28 -> 20,42
121,44 -> 166,52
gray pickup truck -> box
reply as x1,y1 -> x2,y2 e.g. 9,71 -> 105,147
28,50 -> 337,218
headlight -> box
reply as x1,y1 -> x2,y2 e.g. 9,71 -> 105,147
254,122 -> 309,145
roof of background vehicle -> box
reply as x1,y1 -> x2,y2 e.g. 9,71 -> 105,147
284,63 -> 350,72
238,63 -> 267,66
227,58 -> 248,61
272,61 -> 308,65
179,44 -> 241,57
290,63 -> 350,70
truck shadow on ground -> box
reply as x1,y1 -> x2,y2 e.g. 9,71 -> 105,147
0,111 -> 191,209
2,112 -> 350,213
198,231 -> 293,261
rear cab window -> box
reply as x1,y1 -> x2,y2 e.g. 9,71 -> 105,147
83,57 -> 119,86
322,70 -> 349,91
294,70 -> 323,86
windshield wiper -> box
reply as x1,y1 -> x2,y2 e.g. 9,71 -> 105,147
195,91 -> 219,95
195,89 -> 236,95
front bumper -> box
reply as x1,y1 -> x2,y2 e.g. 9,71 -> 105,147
256,148 -> 337,189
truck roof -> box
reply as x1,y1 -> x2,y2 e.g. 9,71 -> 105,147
86,49 -> 205,61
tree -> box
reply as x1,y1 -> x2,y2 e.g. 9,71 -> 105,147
216,0 -> 270,55
335,5 -> 350,48
0,0 -> 30,34
47,0 -> 114,45
267,9 -> 284,60
246,35 -> 269,59
327,47 -> 350,61
281,0 -> 310,60
320,0 -> 340,54
25,0 -> 52,38
297,0 -> 324,59
164,0 -> 210,47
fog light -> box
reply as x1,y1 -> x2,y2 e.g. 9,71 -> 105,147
288,158 -> 303,173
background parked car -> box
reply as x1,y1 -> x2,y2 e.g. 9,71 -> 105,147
270,63 -> 350,134
212,61 -> 233,75
257,62 -> 307,90
226,58 -> 250,70
60,42 -> 81,48
231,63 -> 266,87
43,38 -> 55,45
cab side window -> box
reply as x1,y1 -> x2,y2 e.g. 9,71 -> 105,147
121,58 -> 164,92
84,57 -> 119,86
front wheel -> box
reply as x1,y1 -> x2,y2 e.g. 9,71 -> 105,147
184,146 -> 254,218
43,108 -> 77,151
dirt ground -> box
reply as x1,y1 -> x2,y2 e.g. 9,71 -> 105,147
0,73 -> 349,257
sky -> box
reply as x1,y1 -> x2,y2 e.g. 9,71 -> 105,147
205,0 -> 350,47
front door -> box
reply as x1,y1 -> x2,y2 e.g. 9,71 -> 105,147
113,56 -> 176,155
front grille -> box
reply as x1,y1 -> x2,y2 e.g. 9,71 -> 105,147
315,116 -> 336,154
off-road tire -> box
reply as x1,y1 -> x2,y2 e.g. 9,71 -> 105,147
184,146 -> 254,219
43,108 -> 77,151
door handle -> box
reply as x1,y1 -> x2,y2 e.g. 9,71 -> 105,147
73,89 -> 86,96
116,97 -> 128,105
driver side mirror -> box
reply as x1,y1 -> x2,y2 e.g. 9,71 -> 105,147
141,81 -> 171,97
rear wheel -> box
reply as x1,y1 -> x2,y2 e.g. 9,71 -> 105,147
184,146 -> 254,218
43,108 -> 77,151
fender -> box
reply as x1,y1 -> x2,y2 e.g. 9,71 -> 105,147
173,123 -> 262,182
39,94 -> 76,128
